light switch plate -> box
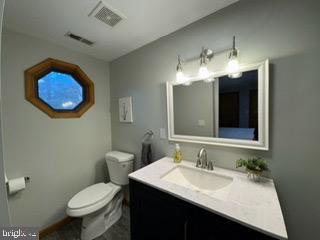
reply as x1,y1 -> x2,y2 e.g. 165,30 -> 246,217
160,128 -> 166,139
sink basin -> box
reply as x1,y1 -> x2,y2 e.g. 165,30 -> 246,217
161,165 -> 233,193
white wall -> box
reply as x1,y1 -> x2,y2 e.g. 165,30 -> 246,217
0,0 -> 10,227
110,1 -> 320,239
1,29 -> 111,228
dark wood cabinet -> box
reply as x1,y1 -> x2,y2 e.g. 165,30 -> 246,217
130,179 -> 187,240
130,179 -> 275,240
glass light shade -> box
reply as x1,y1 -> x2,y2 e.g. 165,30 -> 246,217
227,56 -> 242,78
227,58 -> 240,73
198,65 -> 211,79
176,70 -> 187,84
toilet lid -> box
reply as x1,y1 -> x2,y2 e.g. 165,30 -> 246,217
106,151 -> 134,163
68,183 -> 118,209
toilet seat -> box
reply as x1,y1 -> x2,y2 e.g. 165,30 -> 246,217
67,182 -> 121,217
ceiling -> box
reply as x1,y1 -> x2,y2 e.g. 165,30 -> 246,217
3,0 -> 238,62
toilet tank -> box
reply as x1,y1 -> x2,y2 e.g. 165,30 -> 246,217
105,151 -> 134,185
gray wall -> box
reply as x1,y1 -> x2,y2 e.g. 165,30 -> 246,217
1,30 -> 111,228
0,0 -> 10,227
110,1 -> 320,239
173,81 -> 214,137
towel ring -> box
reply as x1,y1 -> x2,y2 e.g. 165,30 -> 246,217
143,130 -> 154,137
142,130 -> 154,143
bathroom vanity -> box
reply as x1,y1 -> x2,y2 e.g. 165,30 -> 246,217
129,158 -> 287,240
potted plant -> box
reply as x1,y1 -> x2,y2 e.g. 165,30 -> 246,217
236,157 -> 268,182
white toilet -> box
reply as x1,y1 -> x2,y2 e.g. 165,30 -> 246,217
66,151 -> 134,240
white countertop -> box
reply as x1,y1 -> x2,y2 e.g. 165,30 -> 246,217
129,157 -> 287,240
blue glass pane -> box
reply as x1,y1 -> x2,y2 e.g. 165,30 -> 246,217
38,71 -> 84,110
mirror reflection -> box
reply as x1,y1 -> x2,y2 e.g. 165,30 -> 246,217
173,70 -> 258,141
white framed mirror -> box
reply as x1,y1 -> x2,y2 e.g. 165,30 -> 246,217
166,59 -> 269,150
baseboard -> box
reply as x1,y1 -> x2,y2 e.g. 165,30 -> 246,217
39,216 -> 75,239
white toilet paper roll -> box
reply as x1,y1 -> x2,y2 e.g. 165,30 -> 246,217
8,177 -> 26,194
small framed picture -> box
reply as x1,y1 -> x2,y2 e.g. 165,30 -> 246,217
119,97 -> 133,123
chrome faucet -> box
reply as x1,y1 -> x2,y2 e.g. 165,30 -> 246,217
196,148 -> 207,168
196,147 -> 214,170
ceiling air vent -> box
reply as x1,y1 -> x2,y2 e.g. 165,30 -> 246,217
65,32 -> 94,46
88,1 -> 126,27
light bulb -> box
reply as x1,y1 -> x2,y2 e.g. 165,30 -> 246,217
227,58 -> 239,73
227,57 -> 242,78
198,65 -> 211,79
176,70 -> 187,84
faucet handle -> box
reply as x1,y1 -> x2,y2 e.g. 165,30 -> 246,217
207,160 -> 214,171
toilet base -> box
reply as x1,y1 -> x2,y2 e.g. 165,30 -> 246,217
80,191 -> 124,240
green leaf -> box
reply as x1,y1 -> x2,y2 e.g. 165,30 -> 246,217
235,157 -> 268,172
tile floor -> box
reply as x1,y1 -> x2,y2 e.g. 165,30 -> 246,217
42,205 -> 130,240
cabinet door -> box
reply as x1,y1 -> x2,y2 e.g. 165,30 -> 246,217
187,206 -> 275,240
130,180 -> 187,240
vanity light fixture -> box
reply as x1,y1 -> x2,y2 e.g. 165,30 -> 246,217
175,36 -> 242,84
227,36 -> 242,78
